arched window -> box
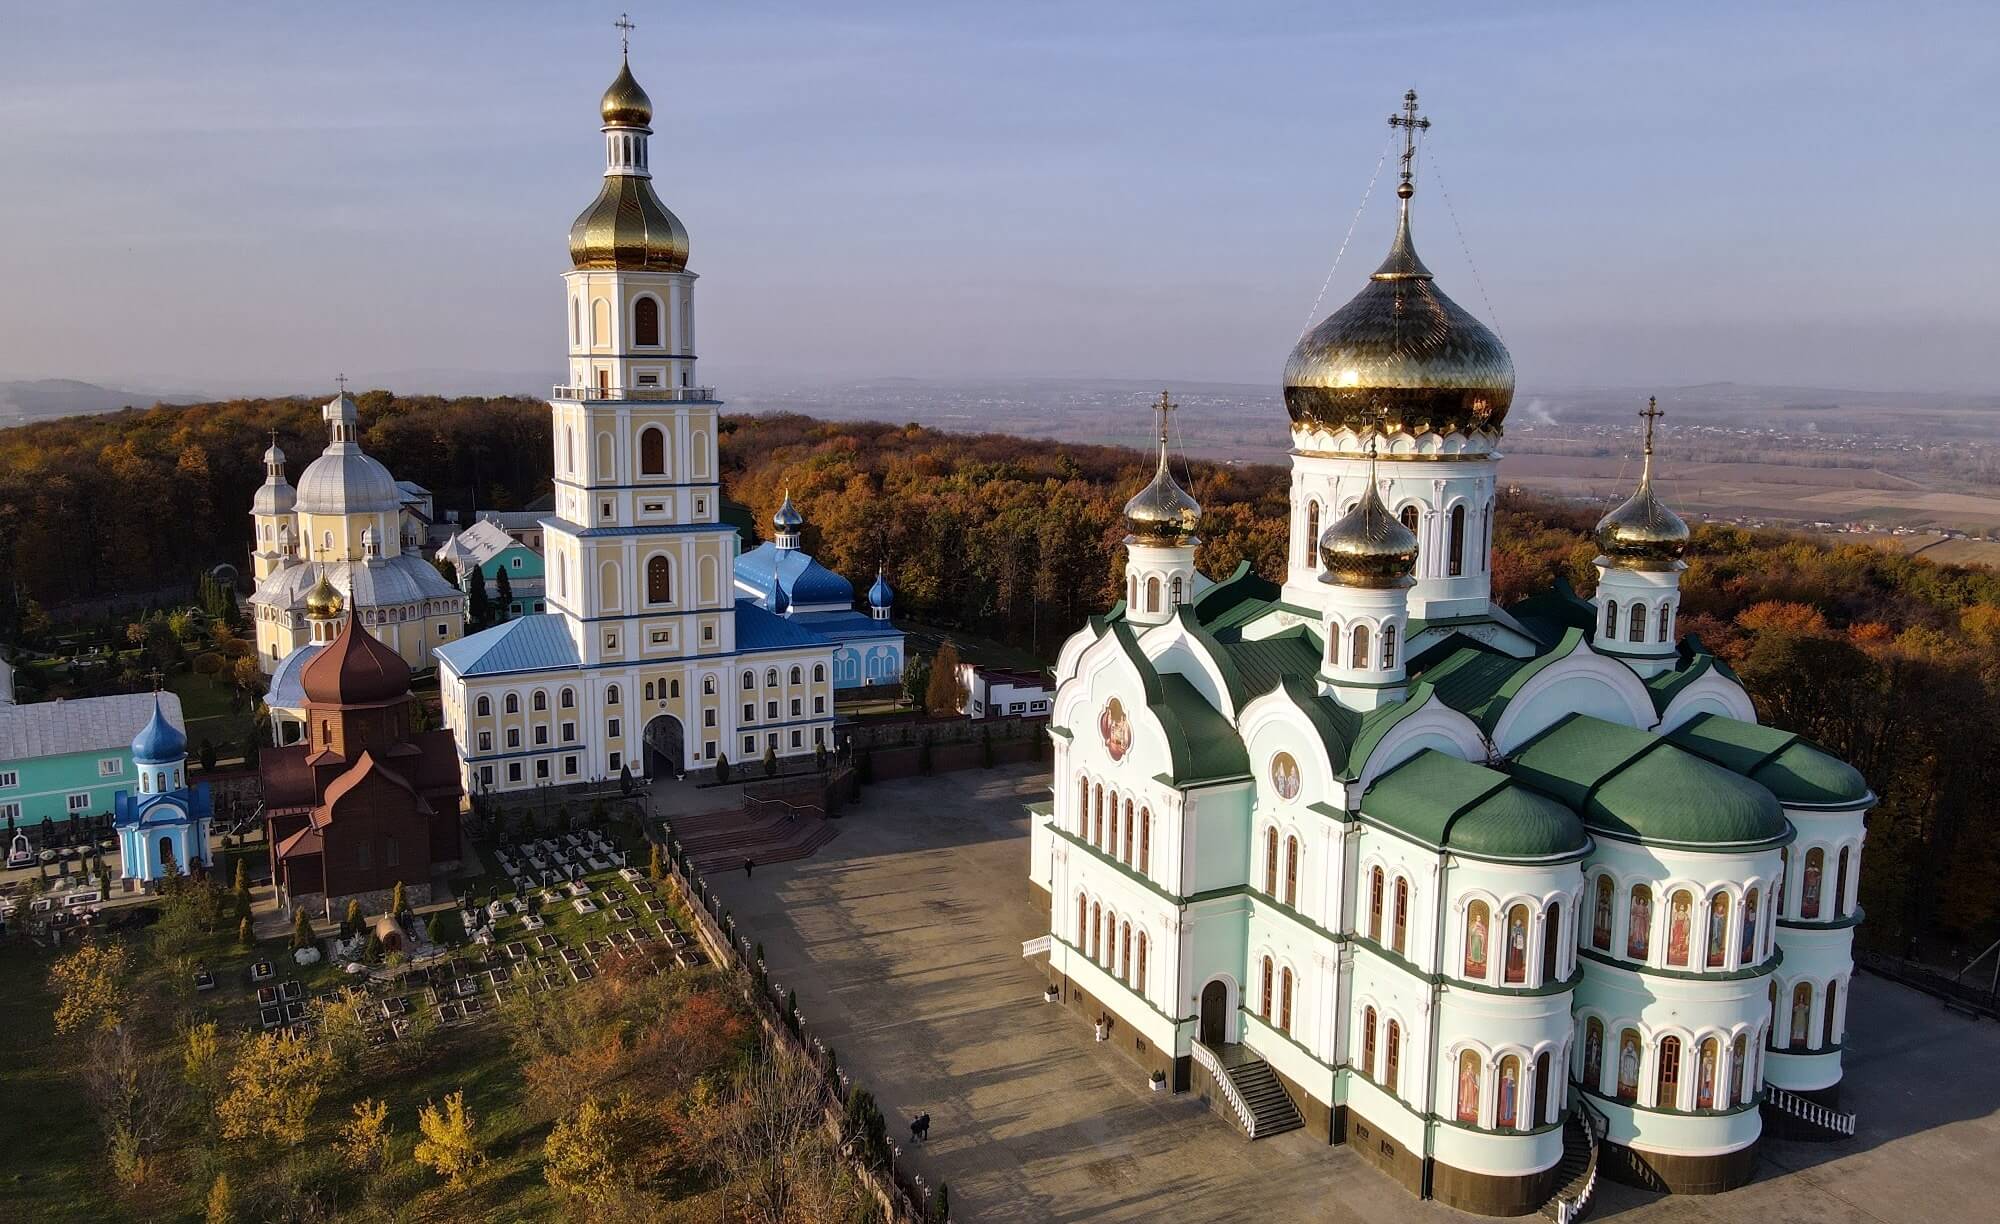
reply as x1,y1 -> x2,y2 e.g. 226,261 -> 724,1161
765,668 -> 779,687
1448,504 -> 1466,577
1627,884 -> 1652,960
1399,504 -> 1419,535
1835,846 -> 1850,918
789,666 -> 802,685
1381,623 -> 1398,669
1657,603 -> 1672,641
1392,877 -> 1409,954
1628,601 -> 1648,641
1093,786 -> 1104,846
1707,892 -> 1731,968
1496,1054 -> 1521,1128
644,681 -> 656,702
1741,887 -> 1760,962
1696,1037 -> 1720,1110
476,696 -> 491,717
703,676 -> 716,695
633,295 -> 661,346
531,690 -> 547,712
1260,956 -> 1274,1020
560,688 -> 575,709
1170,574 -> 1183,605
1456,1050 -> 1481,1123
1136,932 -> 1149,996
1731,1033 -> 1748,1103
1362,1006 -> 1378,1078
1351,623 -> 1371,671
1076,777 -> 1089,833
1120,921 -> 1132,983
1138,809 -> 1151,873
571,297 -> 580,346
1504,904 -> 1529,984
1464,900 -> 1490,979
1824,978 -> 1840,1046
1656,1035 -> 1682,1109
1604,599 -> 1619,640
1385,1021 -> 1401,1093
591,297 -> 609,346
1369,867 -> 1385,942
813,663 -> 826,683
605,684 -> 620,705
1541,899 -> 1562,984
1667,889 -> 1694,967
1616,1028 -> 1641,1101
1283,836 -> 1299,907
1144,576 -> 1160,613
504,693 -> 520,714
1279,967 -> 1293,1034
1122,800 -> 1134,864
1090,903 -> 1102,960
1534,1051 -> 1553,1126
1264,827 -> 1279,895
1583,1017 -> 1604,1091
639,427 -> 666,476
1802,847 -> 1825,919
647,555 -> 672,604
1305,502 -> 1321,568
1076,893 -> 1087,943
1591,875 -> 1613,951
1791,982 -> 1812,1048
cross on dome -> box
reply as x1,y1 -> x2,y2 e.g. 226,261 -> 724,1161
615,12 -> 635,56
1389,89 -> 1429,200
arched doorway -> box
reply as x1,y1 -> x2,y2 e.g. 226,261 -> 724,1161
643,715 -> 685,779
1199,979 -> 1229,1046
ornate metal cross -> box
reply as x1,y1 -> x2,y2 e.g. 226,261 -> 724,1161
1152,390 -> 1176,448
615,12 -> 636,55
1389,89 -> 1429,194
335,373 -> 348,394
1640,395 -> 1663,456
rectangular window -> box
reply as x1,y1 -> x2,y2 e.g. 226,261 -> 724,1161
507,763 -> 522,782
437,621 -> 448,636
561,722 -> 575,742
564,756 -> 578,776
479,766 -> 494,788
643,501 -> 664,514
478,732 -> 492,752
790,730 -> 802,749
704,742 -> 716,760
0,770 -> 17,789
67,793 -> 91,812
98,758 -> 123,778
790,699 -> 801,717
604,632 -> 618,650
766,701 -> 778,719
608,751 -> 622,772
535,759 -> 550,780
743,736 -> 755,755
703,709 -> 716,727
702,624 -> 714,642
814,728 -> 825,747
742,704 -> 754,722
814,696 -> 825,714
0,801 -> 19,821
650,630 -> 670,645
506,729 -> 520,748
607,718 -> 621,739
533,726 -> 548,746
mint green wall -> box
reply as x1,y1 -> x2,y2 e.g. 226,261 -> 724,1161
475,544 -> 544,583
0,748 -> 136,825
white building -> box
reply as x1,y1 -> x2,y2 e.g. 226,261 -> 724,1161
1028,94 -> 1867,1215
435,54 -> 837,794
959,664 -> 1051,720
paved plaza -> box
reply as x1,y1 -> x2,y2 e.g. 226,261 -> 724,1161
698,764 -> 2000,1223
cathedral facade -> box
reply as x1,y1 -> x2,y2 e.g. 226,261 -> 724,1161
1029,95 -> 1866,1213
436,56 -> 840,794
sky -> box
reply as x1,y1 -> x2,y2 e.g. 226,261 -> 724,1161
0,1 -> 1996,397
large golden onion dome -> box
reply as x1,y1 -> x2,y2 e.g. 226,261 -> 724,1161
1123,393 -> 1202,545
600,57 -> 653,127
569,58 -> 689,272
1283,186 -> 1514,440
1595,398 -> 1689,570
1318,482 -> 1419,588
304,568 -> 344,620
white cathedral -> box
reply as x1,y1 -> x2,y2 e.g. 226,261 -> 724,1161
434,55 -> 841,794
1028,94 -> 1867,1214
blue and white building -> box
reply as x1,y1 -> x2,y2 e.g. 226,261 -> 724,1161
112,697 -> 214,882
735,494 -> 906,691
0,691 -> 186,832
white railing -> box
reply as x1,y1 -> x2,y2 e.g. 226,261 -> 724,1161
552,384 -> 716,403
1763,1084 -> 1857,1136
1553,1099 -> 1606,1223
1020,935 -> 1051,958
1191,1040 -> 1258,1136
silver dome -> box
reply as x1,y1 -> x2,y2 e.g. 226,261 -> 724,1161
295,446 -> 399,514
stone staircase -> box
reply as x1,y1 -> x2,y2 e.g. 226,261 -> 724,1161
1761,1083 -> 1858,1141
670,805 -> 839,874
1538,1102 -> 1603,1222
1194,1042 -> 1303,1139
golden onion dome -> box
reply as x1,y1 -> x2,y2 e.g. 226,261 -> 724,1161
1284,195 -> 1514,440
600,57 -> 653,128
1595,399 -> 1689,569
304,569 -> 345,620
1318,477 -> 1418,589
1123,453 -> 1202,546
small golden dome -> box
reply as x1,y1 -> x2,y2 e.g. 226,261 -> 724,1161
1318,480 -> 1418,589
1595,399 -> 1689,570
600,57 -> 652,127
304,569 -> 344,620
1124,456 -> 1202,546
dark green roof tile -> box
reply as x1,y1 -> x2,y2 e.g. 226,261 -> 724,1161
1666,712 -> 1870,808
1363,750 -> 1587,859
1155,672 -> 1250,784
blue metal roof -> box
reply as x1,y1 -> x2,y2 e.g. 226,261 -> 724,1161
435,614 -> 581,678
790,610 -> 903,640
868,569 -> 894,609
735,542 -> 855,607
734,599 -> 827,651
131,696 -> 187,763
267,642 -> 327,711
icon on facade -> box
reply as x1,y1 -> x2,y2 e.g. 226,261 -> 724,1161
1270,751 -> 1301,801
1099,697 -> 1132,762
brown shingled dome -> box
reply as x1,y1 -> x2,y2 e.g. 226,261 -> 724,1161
301,616 -> 411,706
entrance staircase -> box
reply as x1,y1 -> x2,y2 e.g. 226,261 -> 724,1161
1761,1083 -> 1857,1140
669,803 -> 838,874
1538,1099 -> 1604,1222
1192,1041 -> 1303,1139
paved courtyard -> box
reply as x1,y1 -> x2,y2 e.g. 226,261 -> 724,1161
699,764 -> 2000,1223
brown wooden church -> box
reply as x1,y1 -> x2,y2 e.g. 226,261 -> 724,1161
259,576 -> 462,918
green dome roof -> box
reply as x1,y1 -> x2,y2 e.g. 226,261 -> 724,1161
1449,783 -> 1588,859
1662,713 -> 1871,809
1362,750 -> 1587,860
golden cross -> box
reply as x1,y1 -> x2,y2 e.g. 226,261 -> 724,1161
615,12 -> 636,55
1639,395 -> 1663,457
1152,390 -> 1176,448
1388,89 -> 1429,197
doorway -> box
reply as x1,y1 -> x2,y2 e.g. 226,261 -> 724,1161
643,715 -> 685,779
1199,979 -> 1229,1046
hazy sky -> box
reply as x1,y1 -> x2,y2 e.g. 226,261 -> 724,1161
1,1 -> 1995,396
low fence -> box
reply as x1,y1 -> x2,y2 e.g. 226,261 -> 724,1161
653,823 -> 951,1222
1855,949 -> 2000,1020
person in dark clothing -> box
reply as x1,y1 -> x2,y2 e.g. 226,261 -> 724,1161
743,858 -> 754,877
914,1113 -> 931,1141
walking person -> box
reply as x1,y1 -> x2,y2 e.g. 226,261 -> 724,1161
743,858 -> 754,878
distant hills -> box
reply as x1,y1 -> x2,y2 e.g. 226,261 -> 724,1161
0,378 -> 208,424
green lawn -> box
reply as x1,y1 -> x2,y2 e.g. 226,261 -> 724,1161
167,670 -> 253,759
0,944 -> 114,1219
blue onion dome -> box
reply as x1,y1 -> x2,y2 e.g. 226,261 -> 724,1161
772,490 -> 804,531
869,567 -> 895,609
131,697 -> 186,764
1319,479 -> 1419,589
